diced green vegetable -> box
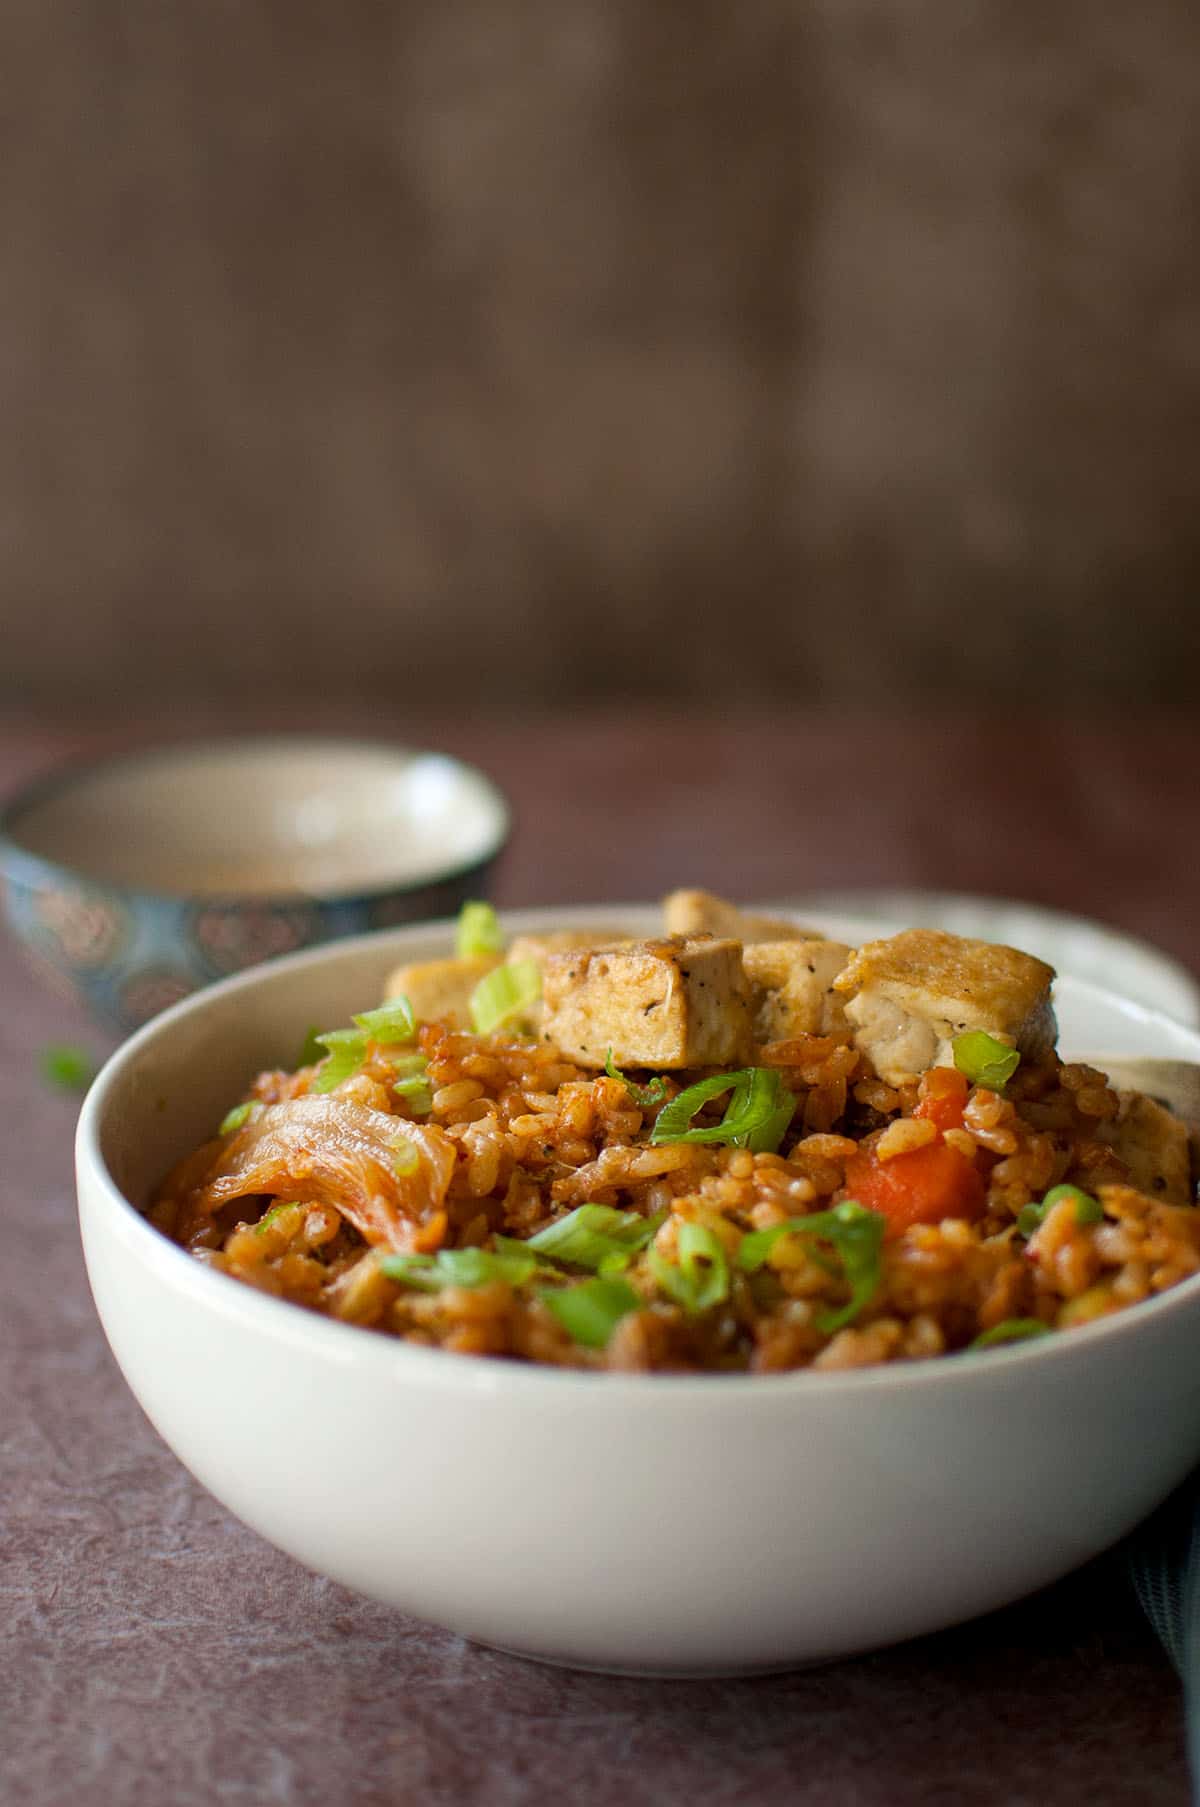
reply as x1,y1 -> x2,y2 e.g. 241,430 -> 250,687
389,1135 -> 421,1177
380,1245 -> 541,1291
310,999 -> 419,1093
392,1074 -> 434,1114
456,901 -> 504,958
353,998 -> 417,1044
649,1067 -> 795,1153
218,1100 -> 259,1136
40,1044 -> 95,1092
969,1318 -> 1053,1349
297,1025 -> 325,1067
254,1201 -> 300,1236
537,1276 -> 642,1349
384,1051 -> 433,1114
737,1200 -> 885,1334
952,1032 -> 1021,1092
469,960 -> 542,1034
525,1204 -> 666,1273
646,1222 -> 730,1314
1017,1183 -> 1104,1239
311,1027 -> 368,1093
604,1050 -> 670,1110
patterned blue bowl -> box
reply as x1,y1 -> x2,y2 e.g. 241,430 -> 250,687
0,737 -> 510,1035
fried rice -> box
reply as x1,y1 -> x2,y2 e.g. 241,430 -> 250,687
149,923 -> 1200,1375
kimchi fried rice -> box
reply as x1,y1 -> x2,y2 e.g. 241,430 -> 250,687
149,892 -> 1200,1374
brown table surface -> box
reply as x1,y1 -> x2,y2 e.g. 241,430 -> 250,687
4,704 -> 1198,1807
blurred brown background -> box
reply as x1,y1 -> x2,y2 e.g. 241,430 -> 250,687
2,1 -> 1198,710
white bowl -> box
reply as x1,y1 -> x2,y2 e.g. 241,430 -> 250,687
76,907 -> 1200,1675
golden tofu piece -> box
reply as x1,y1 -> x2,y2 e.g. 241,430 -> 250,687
540,936 -> 752,1069
662,889 -> 817,945
507,929 -> 633,967
743,941 -> 853,1043
833,929 -> 1056,1085
383,954 -> 499,1029
1101,1092 -> 1193,1206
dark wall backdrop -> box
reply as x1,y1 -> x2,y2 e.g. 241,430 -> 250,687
1,1 -> 1198,708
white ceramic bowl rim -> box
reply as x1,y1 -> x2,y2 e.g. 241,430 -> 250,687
0,734 -> 512,906
76,909 -> 1200,1408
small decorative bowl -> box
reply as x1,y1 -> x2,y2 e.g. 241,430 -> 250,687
0,736 -> 510,1034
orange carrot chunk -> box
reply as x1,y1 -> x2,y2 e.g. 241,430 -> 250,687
913,1065 -> 970,1134
843,1140 -> 985,1239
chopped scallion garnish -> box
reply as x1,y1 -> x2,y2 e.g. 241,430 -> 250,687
311,1027 -> 368,1093
384,1051 -> 433,1113
40,1044 -> 96,1092
1017,1183 -> 1104,1239
392,1074 -> 434,1114
353,998 -> 417,1044
381,1245 -> 541,1291
469,960 -> 542,1035
297,1025 -> 325,1067
456,901 -> 504,958
537,1276 -> 642,1349
604,1050 -> 670,1110
389,1136 -> 421,1177
525,1204 -> 666,1273
649,1067 -> 795,1153
646,1222 -> 730,1314
952,1032 -> 1021,1092
218,1100 -> 259,1136
737,1200 -> 885,1334
969,1318 -> 1053,1349
254,1201 -> 300,1236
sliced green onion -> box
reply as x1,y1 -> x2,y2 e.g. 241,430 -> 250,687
380,1245 -> 541,1291
40,1044 -> 95,1092
297,1025 -> 325,1067
952,1031 -> 1021,1092
218,1100 -> 260,1136
649,1068 -> 795,1153
969,1318 -> 1053,1349
737,1200 -> 885,1335
537,1276 -> 642,1349
646,1222 -> 730,1315
604,1050 -> 670,1110
469,959 -> 542,1034
456,900 -> 504,958
383,1051 -> 433,1113
392,1075 -> 434,1114
389,1135 -> 421,1177
525,1204 -> 667,1273
353,998 -> 417,1044
254,1201 -> 301,1236
311,1027 -> 368,1093
1017,1183 -> 1104,1239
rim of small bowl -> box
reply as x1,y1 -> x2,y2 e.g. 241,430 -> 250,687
76,907 -> 1200,1409
0,733 -> 512,909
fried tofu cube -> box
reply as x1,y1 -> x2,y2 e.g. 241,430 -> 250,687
540,936 -> 752,1069
383,954 -> 499,1029
507,929 -> 633,967
1101,1092 -> 1193,1206
832,929 -> 1056,1085
743,941 -> 853,1043
662,889 -> 817,945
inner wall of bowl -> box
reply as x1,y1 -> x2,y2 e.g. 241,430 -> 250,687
9,742 -> 505,896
